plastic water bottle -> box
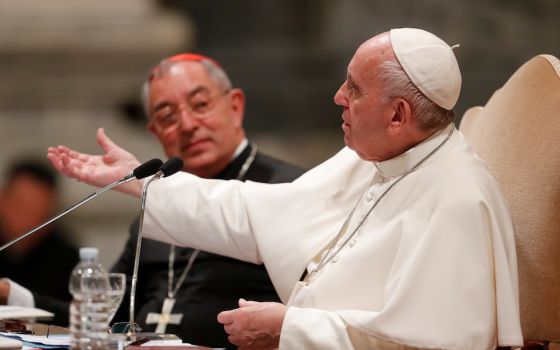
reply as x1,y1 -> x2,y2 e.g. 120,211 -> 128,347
69,247 -> 110,350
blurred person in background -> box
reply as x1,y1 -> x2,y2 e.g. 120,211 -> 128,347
0,159 -> 79,325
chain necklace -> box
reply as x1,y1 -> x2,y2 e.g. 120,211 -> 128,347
308,126 -> 455,280
167,143 -> 258,298
145,143 -> 258,332
167,144 -> 257,298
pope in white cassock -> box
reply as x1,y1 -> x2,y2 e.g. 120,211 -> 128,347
48,28 -> 523,349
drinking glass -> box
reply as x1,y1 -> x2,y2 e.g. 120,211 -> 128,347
106,273 -> 126,324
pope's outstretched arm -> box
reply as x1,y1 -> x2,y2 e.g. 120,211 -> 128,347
47,128 -> 144,197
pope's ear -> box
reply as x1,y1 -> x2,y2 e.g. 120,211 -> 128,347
388,98 -> 412,134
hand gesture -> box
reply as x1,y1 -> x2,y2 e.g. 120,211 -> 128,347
47,128 -> 143,196
218,299 -> 287,350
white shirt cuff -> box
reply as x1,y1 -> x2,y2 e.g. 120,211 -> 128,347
1,278 -> 34,307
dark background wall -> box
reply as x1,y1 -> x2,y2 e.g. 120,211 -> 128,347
159,0 -> 559,134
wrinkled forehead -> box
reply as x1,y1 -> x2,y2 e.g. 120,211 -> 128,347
348,34 -> 395,83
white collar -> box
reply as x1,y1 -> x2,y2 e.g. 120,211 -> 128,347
373,124 -> 455,178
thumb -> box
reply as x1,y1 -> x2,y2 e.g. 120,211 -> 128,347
238,298 -> 259,308
217,309 -> 235,324
96,127 -> 119,153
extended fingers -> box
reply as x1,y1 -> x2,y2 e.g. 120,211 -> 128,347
97,127 -> 120,153
48,147 -> 80,180
56,145 -> 72,154
51,145 -> 90,164
47,147 -> 64,172
59,154 -> 79,179
67,149 -> 90,162
60,153 -> 94,181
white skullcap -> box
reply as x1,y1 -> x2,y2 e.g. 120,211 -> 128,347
390,28 -> 462,110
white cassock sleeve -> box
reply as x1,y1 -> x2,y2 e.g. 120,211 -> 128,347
143,147 -> 371,301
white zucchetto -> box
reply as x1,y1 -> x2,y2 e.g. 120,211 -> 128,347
390,28 -> 462,110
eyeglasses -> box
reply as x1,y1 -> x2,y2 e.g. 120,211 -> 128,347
151,89 -> 230,130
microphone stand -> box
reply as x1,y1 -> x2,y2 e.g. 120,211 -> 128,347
127,172 -> 162,339
0,175 -> 136,253
126,157 -> 183,340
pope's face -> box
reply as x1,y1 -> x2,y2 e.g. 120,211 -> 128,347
147,61 -> 244,178
333,34 -> 396,162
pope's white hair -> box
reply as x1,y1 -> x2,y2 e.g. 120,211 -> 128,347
377,59 -> 454,131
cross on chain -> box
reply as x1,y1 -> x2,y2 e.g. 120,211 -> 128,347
145,297 -> 183,333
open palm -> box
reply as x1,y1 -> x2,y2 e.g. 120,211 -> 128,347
47,128 -> 142,195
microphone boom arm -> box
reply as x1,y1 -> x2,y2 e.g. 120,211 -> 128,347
0,175 -> 135,253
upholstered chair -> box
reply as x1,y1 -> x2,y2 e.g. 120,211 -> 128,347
460,54 -> 560,350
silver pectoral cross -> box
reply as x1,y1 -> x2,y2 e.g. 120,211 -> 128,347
145,297 -> 183,333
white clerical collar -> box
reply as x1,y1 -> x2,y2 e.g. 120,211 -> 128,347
231,138 -> 249,161
373,123 -> 455,178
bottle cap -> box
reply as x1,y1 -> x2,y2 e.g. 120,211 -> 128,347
79,247 -> 99,261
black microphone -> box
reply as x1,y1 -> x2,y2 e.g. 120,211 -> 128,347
160,157 -> 184,177
127,157 -> 183,337
0,158 -> 163,253
133,158 -> 165,179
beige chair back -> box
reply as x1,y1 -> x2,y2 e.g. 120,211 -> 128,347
460,54 -> 560,343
